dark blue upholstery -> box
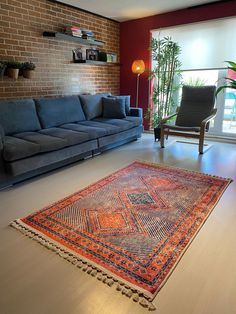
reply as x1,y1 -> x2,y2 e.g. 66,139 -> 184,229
0,94 -> 143,188
35,95 -> 86,128
0,99 -> 41,135
39,127 -> 91,146
108,95 -> 130,115
79,93 -> 110,120
102,97 -> 126,119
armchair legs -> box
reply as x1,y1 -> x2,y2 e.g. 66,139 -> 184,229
199,127 -> 205,154
160,125 -> 165,148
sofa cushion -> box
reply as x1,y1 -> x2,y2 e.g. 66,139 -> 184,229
124,116 -> 143,127
39,127 -> 91,146
13,132 -> 67,154
3,136 -> 40,161
94,118 -> 133,132
108,95 -> 130,115
60,123 -> 107,138
0,99 -> 41,135
79,93 -> 110,120
78,121 -> 120,135
35,95 -> 86,128
102,97 -> 126,119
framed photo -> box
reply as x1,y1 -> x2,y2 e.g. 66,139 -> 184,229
86,49 -> 99,61
72,48 -> 83,61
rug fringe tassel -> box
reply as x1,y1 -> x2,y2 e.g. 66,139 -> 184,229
10,220 -> 156,311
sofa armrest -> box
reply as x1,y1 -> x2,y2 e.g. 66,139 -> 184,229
129,107 -> 143,118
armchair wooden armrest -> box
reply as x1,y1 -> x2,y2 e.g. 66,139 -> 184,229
160,112 -> 178,124
200,108 -> 217,129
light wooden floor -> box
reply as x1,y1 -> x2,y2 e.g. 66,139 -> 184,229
0,134 -> 236,314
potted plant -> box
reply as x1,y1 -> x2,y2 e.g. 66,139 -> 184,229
0,61 -> 6,77
147,37 -> 182,140
22,61 -> 36,79
216,61 -> 236,95
6,61 -> 22,80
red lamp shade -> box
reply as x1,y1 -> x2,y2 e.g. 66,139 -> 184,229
131,60 -> 145,75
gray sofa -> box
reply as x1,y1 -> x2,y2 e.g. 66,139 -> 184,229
0,93 -> 143,188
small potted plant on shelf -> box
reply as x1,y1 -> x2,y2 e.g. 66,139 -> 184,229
0,61 -> 6,77
6,61 -> 22,80
22,61 -> 36,79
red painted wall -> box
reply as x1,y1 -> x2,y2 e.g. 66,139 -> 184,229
120,1 -> 236,129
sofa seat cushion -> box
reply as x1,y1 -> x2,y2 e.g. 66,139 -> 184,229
124,116 -> 142,127
39,127 -> 92,146
0,99 -> 41,135
35,96 -> 86,128
60,123 -> 107,138
78,121 -> 120,136
94,118 -> 134,132
3,136 -> 40,161
13,132 -> 68,154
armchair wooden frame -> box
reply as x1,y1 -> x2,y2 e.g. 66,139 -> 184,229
160,108 -> 217,154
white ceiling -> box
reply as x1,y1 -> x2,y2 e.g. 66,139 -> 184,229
55,0 -> 221,22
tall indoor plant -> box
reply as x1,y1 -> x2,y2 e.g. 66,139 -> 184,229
148,36 -> 182,140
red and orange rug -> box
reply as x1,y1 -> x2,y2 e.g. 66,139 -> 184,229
11,161 -> 232,310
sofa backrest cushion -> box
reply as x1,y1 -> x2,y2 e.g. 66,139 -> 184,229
0,99 -> 41,135
102,97 -> 126,119
79,93 -> 111,120
35,95 -> 86,128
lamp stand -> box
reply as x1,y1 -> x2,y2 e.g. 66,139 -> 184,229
135,73 -> 140,108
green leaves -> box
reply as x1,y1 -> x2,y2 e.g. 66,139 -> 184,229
216,60 -> 236,96
149,37 -> 182,128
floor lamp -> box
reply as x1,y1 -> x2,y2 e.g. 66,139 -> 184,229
131,60 -> 145,107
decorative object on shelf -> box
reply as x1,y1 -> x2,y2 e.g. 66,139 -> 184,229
131,59 -> 145,108
64,25 -> 82,37
86,49 -> 99,61
216,60 -> 236,96
0,61 -> 6,77
21,61 -> 36,79
106,53 -> 117,63
72,48 -> 83,62
98,51 -> 107,62
6,61 -> 22,80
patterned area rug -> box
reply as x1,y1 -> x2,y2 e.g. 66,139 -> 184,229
11,161 -> 232,310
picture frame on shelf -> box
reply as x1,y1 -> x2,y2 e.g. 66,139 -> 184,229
86,49 -> 99,61
72,48 -> 84,62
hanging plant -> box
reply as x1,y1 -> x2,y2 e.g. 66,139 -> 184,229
147,36 -> 182,133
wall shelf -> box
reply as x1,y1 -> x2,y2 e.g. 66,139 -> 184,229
43,31 -> 105,47
73,60 -> 120,66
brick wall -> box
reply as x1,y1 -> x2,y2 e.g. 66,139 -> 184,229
0,0 -> 120,100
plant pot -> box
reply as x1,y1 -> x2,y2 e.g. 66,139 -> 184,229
23,70 -> 34,79
7,68 -> 19,80
154,126 -> 161,141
